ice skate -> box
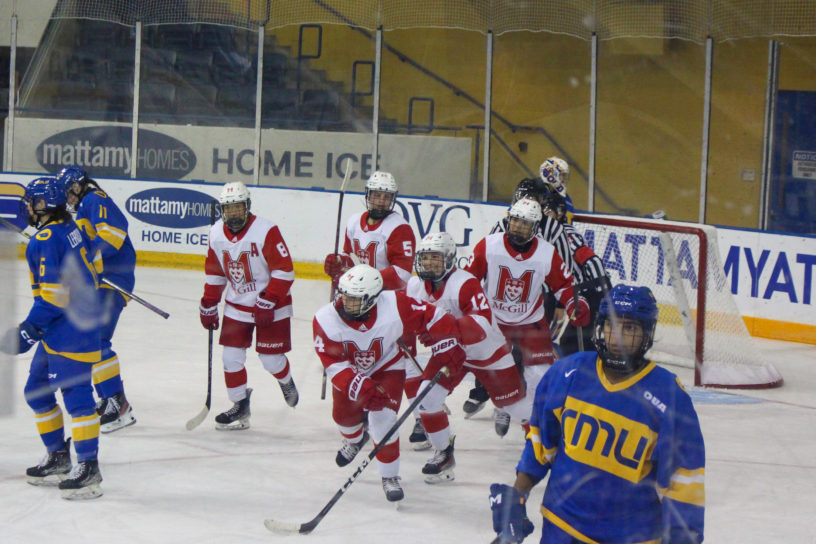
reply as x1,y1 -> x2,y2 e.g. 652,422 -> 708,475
422,435 -> 455,484
58,459 -> 103,500
215,388 -> 252,430
26,438 -> 72,486
382,476 -> 404,502
462,398 -> 486,418
494,408 -> 511,437
100,392 -> 136,433
335,430 -> 369,467
278,378 -> 299,408
408,418 -> 431,451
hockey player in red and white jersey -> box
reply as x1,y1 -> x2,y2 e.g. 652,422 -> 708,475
464,199 -> 590,435
404,232 -> 533,483
313,264 -> 465,502
199,182 -> 299,430
323,171 -> 415,290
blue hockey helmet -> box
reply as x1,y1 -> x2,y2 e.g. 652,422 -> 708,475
57,165 -> 88,187
22,177 -> 68,227
594,284 -> 658,374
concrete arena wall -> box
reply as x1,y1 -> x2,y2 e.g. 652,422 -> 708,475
1,174 -> 813,345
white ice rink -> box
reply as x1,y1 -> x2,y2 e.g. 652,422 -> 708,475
1,264 -> 815,543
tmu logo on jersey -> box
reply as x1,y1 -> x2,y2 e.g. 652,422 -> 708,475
343,338 -> 384,372
496,266 -> 534,302
351,240 -> 377,267
223,246 -> 259,294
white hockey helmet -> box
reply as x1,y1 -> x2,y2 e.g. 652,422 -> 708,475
365,171 -> 398,220
337,264 -> 384,320
539,156 -> 569,187
219,181 -> 251,232
506,198 -> 542,247
415,231 -> 457,282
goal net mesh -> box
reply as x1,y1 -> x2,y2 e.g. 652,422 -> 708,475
573,214 -> 783,389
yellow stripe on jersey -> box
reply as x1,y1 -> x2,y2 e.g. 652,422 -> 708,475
92,356 -> 121,385
42,341 -> 102,364
71,414 -> 100,442
658,467 -> 705,507
35,405 -> 64,435
39,282 -> 68,307
560,396 -> 657,483
528,425 -> 558,466
95,222 -> 127,250
541,507 -> 660,544
75,217 -> 96,239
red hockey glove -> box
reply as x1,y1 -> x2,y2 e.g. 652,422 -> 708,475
423,338 -> 465,381
417,331 -> 433,347
348,374 -> 392,411
324,253 -> 355,280
254,292 -> 278,328
565,295 -> 590,328
199,298 -> 220,330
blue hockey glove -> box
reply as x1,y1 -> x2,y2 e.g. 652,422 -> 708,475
489,483 -> 535,543
1,321 -> 43,355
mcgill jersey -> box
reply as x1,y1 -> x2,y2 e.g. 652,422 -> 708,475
25,219 -> 101,362
465,233 -> 575,326
204,214 -> 294,323
490,215 -> 574,279
405,269 -> 510,366
313,290 -> 458,394
343,210 -> 415,290
74,188 -> 136,293
518,352 -> 705,543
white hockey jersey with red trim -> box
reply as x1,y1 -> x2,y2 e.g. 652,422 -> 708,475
343,211 -> 415,290
405,269 -> 511,366
465,233 -> 574,327
313,290 -> 457,393
204,215 -> 294,323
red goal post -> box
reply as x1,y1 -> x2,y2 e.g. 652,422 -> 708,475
572,213 -> 783,389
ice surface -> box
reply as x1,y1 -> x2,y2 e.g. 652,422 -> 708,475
1,265 -> 815,543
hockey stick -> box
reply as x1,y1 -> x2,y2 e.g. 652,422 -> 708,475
322,161 -> 353,400
571,287 -> 584,352
185,200 -> 218,431
265,365 -> 450,535
185,328 -> 214,430
0,215 -> 170,319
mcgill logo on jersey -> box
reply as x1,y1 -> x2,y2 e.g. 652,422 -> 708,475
351,239 -> 377,267
343,338 -> 384,372
495,266 -> 534,302
223,246 -> 259,294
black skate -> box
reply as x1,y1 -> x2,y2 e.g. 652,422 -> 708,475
422,435 -> 455,484
335,430 -> 370,467
279,378 -> 299,407
409,418 -> 431,451
26,438 -> 72,486
215,388 -> 252,430
381,476 -> 404,502
463,382 -> 489,419
494,408 -> 511,437
58,459 -> 103,500
100,392 -> 136,434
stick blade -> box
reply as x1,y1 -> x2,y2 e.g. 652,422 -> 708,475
264,519 -> 304,535
184,406 -> 208,431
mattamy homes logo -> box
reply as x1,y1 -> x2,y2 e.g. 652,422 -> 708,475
126,188 -> 217,228
36,126 -> 196,178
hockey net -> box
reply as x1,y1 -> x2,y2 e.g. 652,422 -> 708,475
572,214 -> 783,389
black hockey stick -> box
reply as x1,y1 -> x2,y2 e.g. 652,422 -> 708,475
185,328 -> 214,430
571,287 -> 584,352
185,200 -> 218,430
265,365 -> 449,535
322,161 -> 353,400
0,215 -> 169,319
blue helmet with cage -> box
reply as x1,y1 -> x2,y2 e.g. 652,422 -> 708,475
57,165 -> 88,187
22,177 -> 68,227
593,284 -> 659,374
57,165 -> 93,210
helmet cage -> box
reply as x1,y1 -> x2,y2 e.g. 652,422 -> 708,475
415,232 -> 457,282
542,192 -> 567,222
365,171 -> 398,221
336,265 -> 384,320
219,182 -> 251,232
505,198 -> 542,247
593,285 -> 658,374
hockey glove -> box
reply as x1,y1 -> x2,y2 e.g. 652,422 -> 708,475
0,321 -> 43,355
323,253 -> 355,280
254,292 -> 277,328
489,483 -> 535,543
348,373 -> 392,411
565,295 -> 591,328
423,338 -> 465,381
199,298 -> 220,330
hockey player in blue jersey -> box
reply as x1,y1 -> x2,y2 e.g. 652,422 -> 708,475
1,177 -> 103,499
490,284 -> 705,543
58,166 -> 137,433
